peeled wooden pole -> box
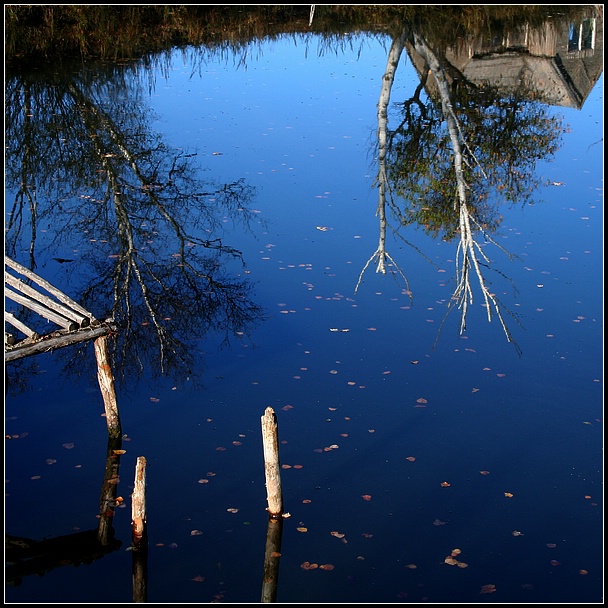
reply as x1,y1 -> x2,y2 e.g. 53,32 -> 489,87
131,456 -> 148,603
131,456 -> 148,548
93,334 -> 121,437
261,407 -> 283,517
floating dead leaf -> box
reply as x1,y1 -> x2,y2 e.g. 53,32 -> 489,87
550,560 -> 561,566
150,397 -> 160,402
226,508 -> 239,513
361,533 -> 373,538
282,464 -> 292,469
456,562 -> 469,568
406,456 -> 416,462
546,543 -> 557,548
479,470 -> 490,475
579,570 -> 588,575
297,527 -> 308,533
405,564 -> 417,569
410,360 -> 419,365
451,549 -> 461,556
480,584 -> 496,594
319,564 -> 335,570
302,499 -> 312,504
300,562 -> 319,570
511,530 -> 524,536
271,551 -> 281,558
330,531 -> 345,538
190,529 -> 203,536
416,398 -> 428,404
441,482 -> 451,487
444,557 -> 459,565
504,492 -> 514,498
191,575 -> 205,582
294,464 -> 303,469
62,443 -> 75,450
232,441 -> 242,446
433,519 -> 447,526
112,449 -> 126,455
361,494 -> 372,501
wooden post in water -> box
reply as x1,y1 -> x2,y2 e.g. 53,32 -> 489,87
131,456 -> 147,548
261,407 -> 283,517
93,334 -> 121,438
131,456 -> 148,603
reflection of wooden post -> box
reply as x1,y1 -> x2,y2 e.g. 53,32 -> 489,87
261,516 -> 283,603
261,407 -> 283,517
131,456 -> 148,603
97,435 -> 122,546
132,543 -> 148,603
93,335 -> 121,438
131,456 -> 147,548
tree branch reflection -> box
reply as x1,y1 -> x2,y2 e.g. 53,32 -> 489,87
360,12 -> 581,351
5,61 -> 265,388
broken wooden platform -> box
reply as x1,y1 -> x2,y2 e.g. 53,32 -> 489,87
5,255 -> 116,362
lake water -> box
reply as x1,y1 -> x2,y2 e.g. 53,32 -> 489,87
4,31 -> 603,603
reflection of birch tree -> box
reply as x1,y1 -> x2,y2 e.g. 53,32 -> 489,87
359,23 -> 563,350
5,61 -> 264,385
355,29 -> 413,298
410,33 -> 519,349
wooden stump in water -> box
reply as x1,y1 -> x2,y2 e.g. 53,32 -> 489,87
93,334 -> 121,437
131,456 -> 147,548
261,407 -> 283,517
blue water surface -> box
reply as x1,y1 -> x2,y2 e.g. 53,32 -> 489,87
4,34 -> 603,604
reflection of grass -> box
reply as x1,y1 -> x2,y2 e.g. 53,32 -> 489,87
6,5 -> 597,66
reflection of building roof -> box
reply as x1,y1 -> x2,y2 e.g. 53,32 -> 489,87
408,10 -> 603,109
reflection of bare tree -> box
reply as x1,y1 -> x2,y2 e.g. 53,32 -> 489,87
360,18 -> 566,350
356,29 -> 414,299
5,60 -> 265,387
410,33 -> 519,347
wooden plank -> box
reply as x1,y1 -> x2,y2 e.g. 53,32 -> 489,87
5,256 -> 97,322
5,271 -> 90,327
5,287 -> 78,331
4,311 -> 39,339
5,324 -> 115,362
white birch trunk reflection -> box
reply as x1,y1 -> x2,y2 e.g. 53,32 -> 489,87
356,29 -> 411,296
411,33 -> 518,349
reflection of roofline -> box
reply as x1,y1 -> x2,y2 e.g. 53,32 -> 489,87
406,13 -> 603,110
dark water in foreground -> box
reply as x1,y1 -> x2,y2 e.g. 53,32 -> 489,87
4,32 -> 603,603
